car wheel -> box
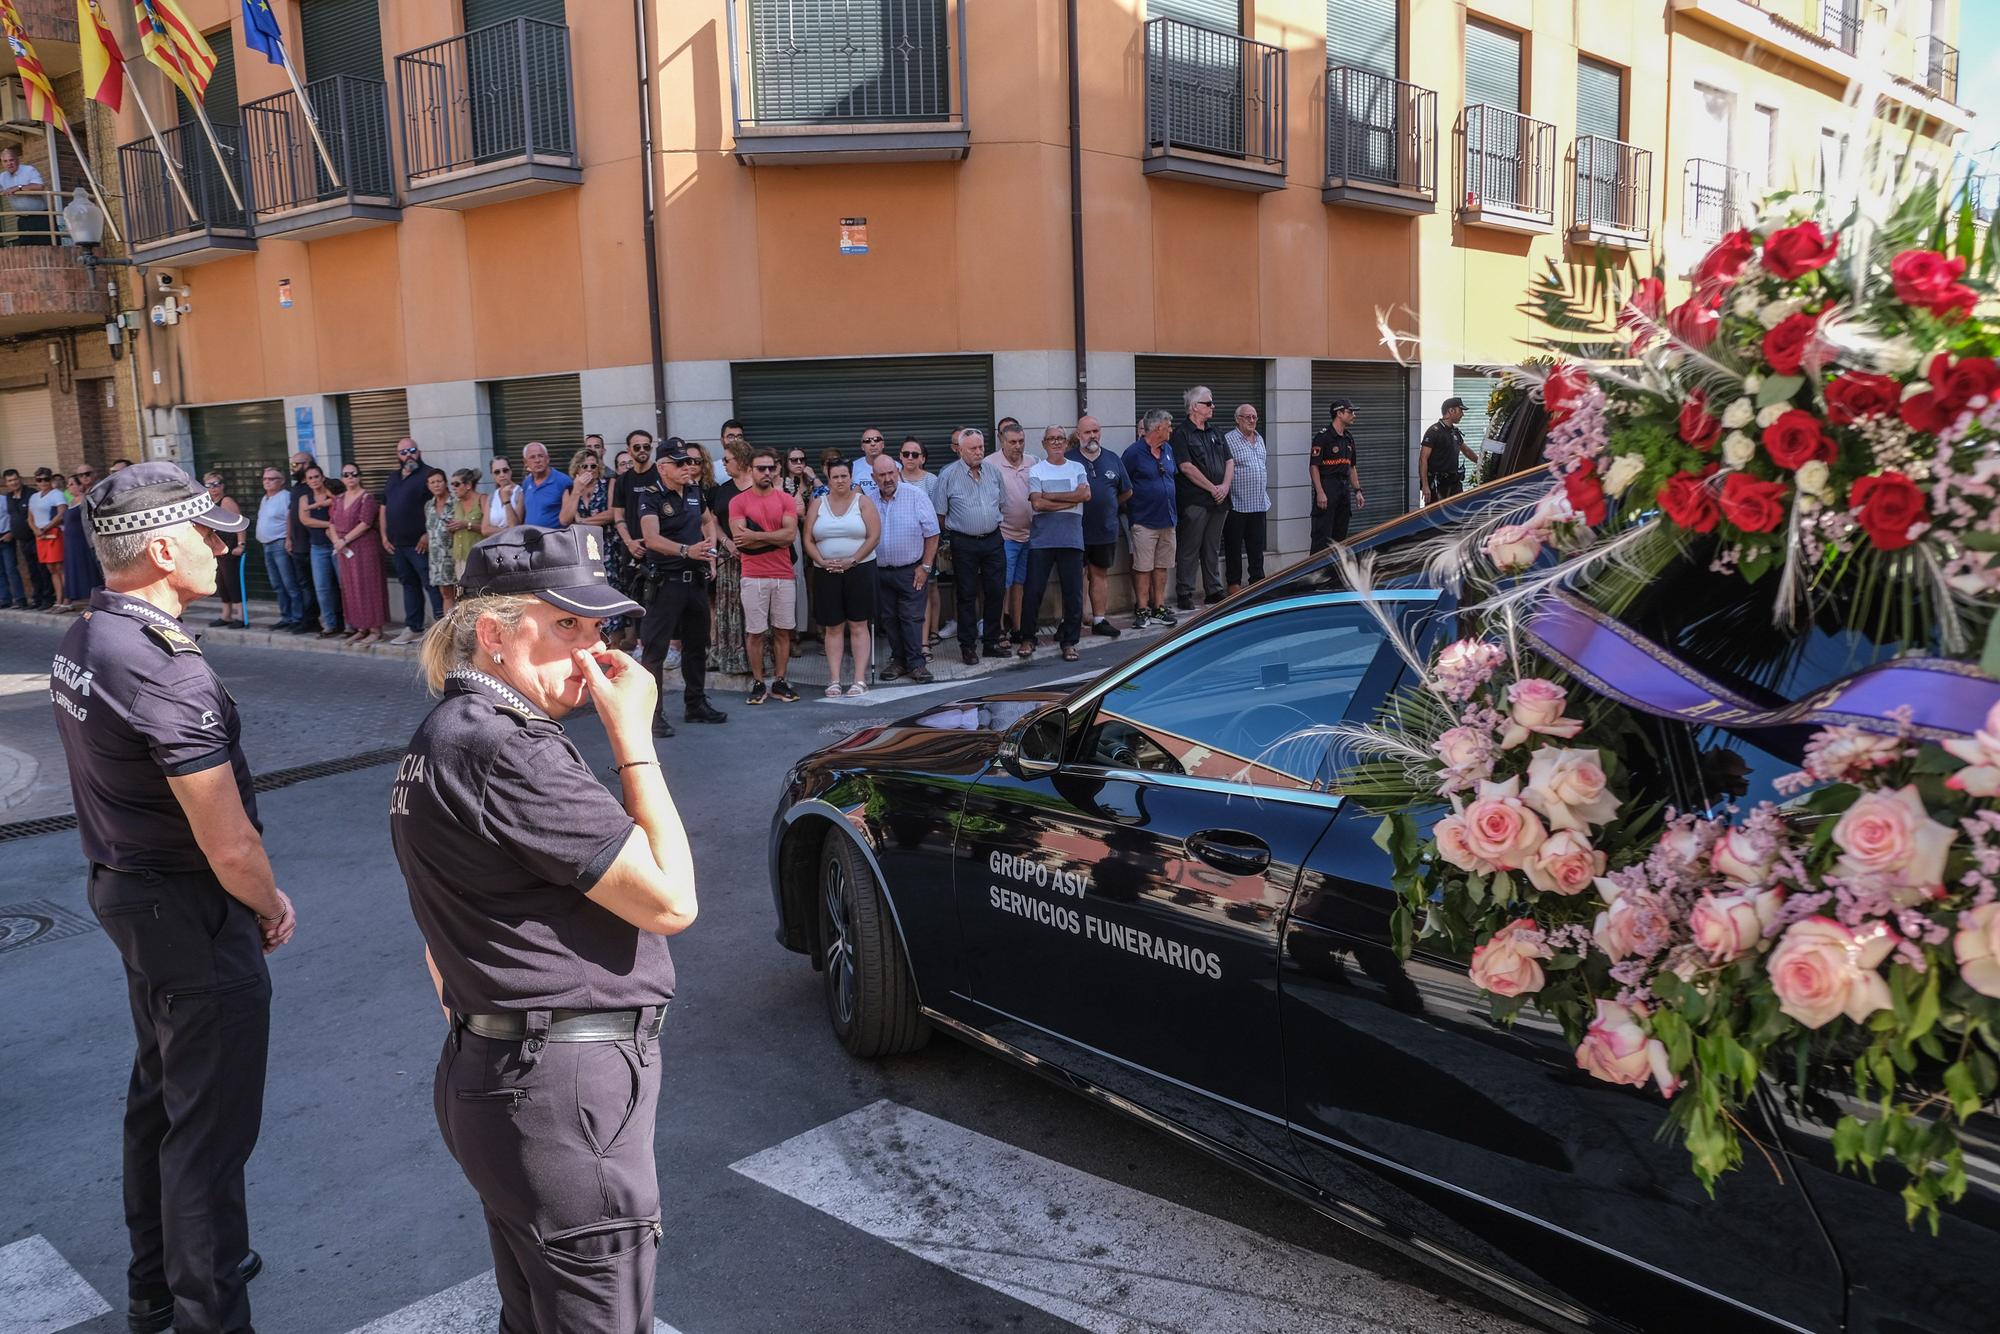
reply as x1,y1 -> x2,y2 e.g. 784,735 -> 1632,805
817,832 -> 929,1057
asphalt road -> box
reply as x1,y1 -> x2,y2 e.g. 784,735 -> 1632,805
0,617 -> 1536,1334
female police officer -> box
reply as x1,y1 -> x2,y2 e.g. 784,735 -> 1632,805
389,524 -> 697,1330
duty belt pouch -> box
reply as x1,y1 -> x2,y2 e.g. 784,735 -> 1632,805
520,1009 -> 552,1068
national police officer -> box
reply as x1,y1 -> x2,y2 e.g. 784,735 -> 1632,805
390,525 -> 698,1331
635,439 -> 727,736
1419,397 -> 1478,505
51,463 -> 293,1334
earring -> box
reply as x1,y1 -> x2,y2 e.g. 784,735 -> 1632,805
491,654 -> 502,665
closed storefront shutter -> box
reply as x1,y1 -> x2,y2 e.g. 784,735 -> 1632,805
462,0 -> 564,29
1327,0 -> 1396,77
302,0 -> 384,80
1453,369 -> 1496,457
730,355 -> 993,468
334,388 -> 411,488
1133,357 -> 1265,440
190,400 -> 287,601
1311,361 -> 1409,514
0,387 -> 57,475
487,374 -> 584,476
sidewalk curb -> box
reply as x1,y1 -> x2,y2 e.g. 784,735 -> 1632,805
0,606 -> 425,661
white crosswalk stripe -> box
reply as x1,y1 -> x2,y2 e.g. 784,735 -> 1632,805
344,1269 -> 680,1334
732,1099 -> 1533,1334
0,1236 -> 110,1334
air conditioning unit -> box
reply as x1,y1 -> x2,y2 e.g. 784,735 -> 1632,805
0,78 -> 29,128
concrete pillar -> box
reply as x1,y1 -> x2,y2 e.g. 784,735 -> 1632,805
580,364 -> 656,447
283,395 -> 337,470
407,379 -> 490,481
1268,356 -> 1313,560
665,359 -> 732,448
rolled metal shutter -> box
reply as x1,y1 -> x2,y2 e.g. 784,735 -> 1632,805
302,0 -> 384,80
1148,0 -> 1240,31
1327,0 -> 1395,77
1464,20 -> 1522,210
1453,370 -> 1496,454
1576,57 -> 1622,141
746,0 -> 950,124
730,355 -> 993,468
190,400 -> 287,601
178,30 -> 238,124
334,388 -> 411,487
1133,356 -> 1266,439
1310,361 -> 1409,513
0,387 -> 57,474
487,374 -> 584,476
1464,20 -> 1520,113
462,0 -> 565,28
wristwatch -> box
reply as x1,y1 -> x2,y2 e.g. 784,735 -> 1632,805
922,563 -> 937,576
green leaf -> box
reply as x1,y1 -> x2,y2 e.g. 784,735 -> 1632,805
1945,1060 -> 1984,1121
1832,1114 -> 1865,1168
1982,613 -> 2000,682
1739,549 -> 1774,583
1757,375 -> 1805,408
1961,530 -> 2000,553
1491,870 -> 1516,905
1389,902 -> 1414,961
1910,966 -> 1942,1044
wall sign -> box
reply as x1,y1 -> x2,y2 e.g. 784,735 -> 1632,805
839,217 -> 868,255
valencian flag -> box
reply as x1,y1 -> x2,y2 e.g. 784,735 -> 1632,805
79,0 -> 127,112
132,0 -> 217,103
0,0 -> 68,130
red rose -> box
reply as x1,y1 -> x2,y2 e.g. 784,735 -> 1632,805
1563,460 -> 1607,526
1762,409 -> 1837,470
1761,222 -> 1839,280
1718,472 -> 1788,534
1658,470 -> 1720,533
1891,249 -> 1977,319
1932,353 -> 2000,413
1668,296 -> 1720,350
1761,311 -> 1819,375
1678,390 -> 1722,450
1619,276 -> 1667,351
1543,365 -> 1588,420
1849,471 -> 1927,551
1824,371 -> 1902,425
1696,230 -> 1755,290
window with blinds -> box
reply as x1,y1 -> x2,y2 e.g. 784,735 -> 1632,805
1133,357 -> 1266,440
1576,58 -> 1623,141
1147,0 -> 1241,32
177,29 -> 238,125
486,375 -> 584,476
302,0 -> 385,80
462,0 -> 565,29
1465,20 -> 1523,208
1326,0 -> 1396,77
730,356 -> 994,468
1453,370 -> 1497,456
333,388 -> 412,488
1311,361 -> 1410,514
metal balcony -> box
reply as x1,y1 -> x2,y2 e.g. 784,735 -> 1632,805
1323,66 -> 1436,214
1142,17 -> 1287,193
1683,157 -> 1749,244
727,0 -> 970,165
1819,0 -> 1865,55
1456,104 -> 1555,233
394,17 -> 580,210
117,121 -> 256,266
1918,36 -> 1959,102
243,76 -> 399,240
1569,134 -> 1651,248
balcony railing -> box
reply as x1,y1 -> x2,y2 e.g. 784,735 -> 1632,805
1919,36 -> 1959,102
725,0 -> 970,163
242,76 -> 397,234
394,17 -> 579,207
1683,157 -> 1749,244
1457,103 -> 1556,232
1323,65 -> 1436,213
1819,0 -> 1863,55
1142,17 -> 1287,191
1570,133 -> 1652,246
118,121 -> 255,261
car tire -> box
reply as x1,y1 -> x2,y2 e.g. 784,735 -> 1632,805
817,833 -> 929,1058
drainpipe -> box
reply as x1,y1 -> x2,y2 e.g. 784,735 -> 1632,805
1066,0 -> 1088,418
633,0 -> 669,438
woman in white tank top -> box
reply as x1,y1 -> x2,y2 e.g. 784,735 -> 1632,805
802,460 -> 881,696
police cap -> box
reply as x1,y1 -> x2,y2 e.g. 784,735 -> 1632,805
86,461 -> 248,537
458,525 -> 643,617
1442,396 -> 1467,413
1327,398 -> 1354,417
656,437 -> 692,464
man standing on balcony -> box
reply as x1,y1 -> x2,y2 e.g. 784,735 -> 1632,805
380,438 -> 445,646
0,143 -> 50,246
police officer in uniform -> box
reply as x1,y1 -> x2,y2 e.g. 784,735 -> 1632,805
391,525 -> 699,1330
635,439 -> 727,737
1308,398 -> 1365,549
1419,397 -> 1479,505
50,463 -> 294,1334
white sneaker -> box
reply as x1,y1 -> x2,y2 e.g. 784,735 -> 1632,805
665,647 -> 682,671
389,629 -> 418,647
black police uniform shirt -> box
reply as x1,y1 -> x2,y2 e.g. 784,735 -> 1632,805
389,671 -> 673,1013
1310,428 -> 1358,494
635,481 -> 705,570
51,588 -> 260,873
612,465 -> 667,540
1422,421 -> 1467,478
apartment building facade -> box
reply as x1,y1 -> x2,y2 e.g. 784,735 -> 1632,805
0,0 -> 1972,565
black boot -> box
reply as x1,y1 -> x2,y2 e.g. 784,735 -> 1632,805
130,1252 -> 262,1333
685,697 -> 728,724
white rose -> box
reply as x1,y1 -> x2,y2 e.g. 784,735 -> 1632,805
1756,402 -> 1788,429
1742,373 -> 1764,395
1732,288 -> 1761,318
1601,454 -> 1645,498
1796,460 -> 1831,498
1876,335 -> 1923,376
1758,296 -> 1806,329
1721,432 -> 1757,468
1722,398 -> 1756,429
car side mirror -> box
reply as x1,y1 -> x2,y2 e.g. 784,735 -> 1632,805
1001,707 -> 1067,780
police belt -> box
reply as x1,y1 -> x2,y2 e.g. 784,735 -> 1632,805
458,1008 -> 664,1043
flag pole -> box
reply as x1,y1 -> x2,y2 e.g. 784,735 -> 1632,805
273,40 -> 341,189
125,79 -> 199,221
56,120 -> 124,244
184,95 -> 245,213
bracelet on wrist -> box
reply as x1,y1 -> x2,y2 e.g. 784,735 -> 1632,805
612,759 -> 658,776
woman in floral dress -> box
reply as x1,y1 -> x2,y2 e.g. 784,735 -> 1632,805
423,470 -> 459,610
698,442 -> 750,675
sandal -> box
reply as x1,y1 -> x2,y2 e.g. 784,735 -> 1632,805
846,682 -> 867,697
1015,641 -> 1034,659
824,682 -> 844,699
1062,646 -> 1079,662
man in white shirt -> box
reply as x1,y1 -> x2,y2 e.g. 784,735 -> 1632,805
254,465 -> 310,630
0,144 -> 49,247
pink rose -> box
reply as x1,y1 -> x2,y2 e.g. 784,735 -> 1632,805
1574,999 -> 1680,1098
1710,827 -> 1777,887
1689,886 -> 1784,965
1525,829 -> 1605,896
1521,746 -> 1618,832
1831,785 -> 1956,903
1944,701 -> 2000,798
1434,638 -> 1507,701
1501,679 -> 1584,749
1593,881 -> 1673,962
1460,777 -> 1548,871
1435,725 -> 1495,791
1954,903 -> 2000,999
1434,813 -> 1498,875
1483,523 -> 1544,574
1658,824 -> 1707,869
1468,918 -> 1552,997
1766,918 -> 1895,1029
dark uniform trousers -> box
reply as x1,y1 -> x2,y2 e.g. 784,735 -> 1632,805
949,529 -> 1005,651
1311,486 -> 1354,550
88,864 -> 270,1334
437,1017 -> 663,1331
639,565 -> 709,714
1428,471 -> 1463,502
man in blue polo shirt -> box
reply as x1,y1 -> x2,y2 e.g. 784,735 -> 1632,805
1119,408 -> 1177,631
518,441 -> 571,528
1074,414 -> 1131,638
379,437 -> 445,645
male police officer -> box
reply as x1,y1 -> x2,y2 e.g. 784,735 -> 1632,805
51,463 -> 294,1334
1309,399 -> 1365,548
636,439 -> 727,736
1419,397 -> 1479,505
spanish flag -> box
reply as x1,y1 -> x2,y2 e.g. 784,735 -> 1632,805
0,1 -> 67,130
79,0 -> 126,112
132,0 -> 216,104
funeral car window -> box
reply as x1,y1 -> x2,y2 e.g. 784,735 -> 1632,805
1079,604 -> 1384,791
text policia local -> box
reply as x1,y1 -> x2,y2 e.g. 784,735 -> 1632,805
986,851 -> 1224,981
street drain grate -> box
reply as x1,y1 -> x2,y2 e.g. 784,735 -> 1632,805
0,899 -> 97,954
0,747 -> 406,844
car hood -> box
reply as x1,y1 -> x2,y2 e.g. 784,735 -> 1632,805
810,689 -> 1067,776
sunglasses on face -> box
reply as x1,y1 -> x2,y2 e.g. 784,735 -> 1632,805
752,463 -> 778,473
397,448 -> 417,457
862,436 -> 884,445
205,480 -> 223,488
342,471 -> 360,479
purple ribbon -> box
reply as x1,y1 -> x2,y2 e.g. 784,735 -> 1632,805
1522,593 -> 2000,743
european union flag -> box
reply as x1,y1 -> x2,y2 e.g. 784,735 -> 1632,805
241,0 -> 285,66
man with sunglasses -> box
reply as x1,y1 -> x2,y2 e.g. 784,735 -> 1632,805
379,438 -> 445,646
852,427 -> 888,498
730,447 -> 801,705
636,440 -> 728,734
1171,386 -> 1233,611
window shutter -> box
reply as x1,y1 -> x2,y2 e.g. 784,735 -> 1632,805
302,0 -> 385,81
333,388 -> 412,485
1133,357 -> 1267,441
462,0 -> 564,29
487,375 -> 584,477
1326,0 -> 1396,78
1147,0 -> 1241,33
189,399 -> 288,600
1464,20 -> 1520,113
178,28 -> 239,124
745,0 -> 950,124
1311,361 -> 1410,513
730,356 -> 994,466
1576,58 -> 1623,142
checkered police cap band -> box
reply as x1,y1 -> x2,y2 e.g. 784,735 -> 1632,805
90,492 -> 214,536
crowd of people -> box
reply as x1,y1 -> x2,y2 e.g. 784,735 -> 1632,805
1,460 -> 129,614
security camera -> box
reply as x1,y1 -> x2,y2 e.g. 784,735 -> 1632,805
155,272 -> 175,292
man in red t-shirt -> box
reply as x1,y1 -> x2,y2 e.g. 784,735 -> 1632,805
729,447 -> 802,704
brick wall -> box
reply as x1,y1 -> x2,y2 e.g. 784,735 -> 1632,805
0,250 -> 101,323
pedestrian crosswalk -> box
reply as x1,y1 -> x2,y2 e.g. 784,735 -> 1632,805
0,1236 -> 109,1334
345,1270 -> 679,1334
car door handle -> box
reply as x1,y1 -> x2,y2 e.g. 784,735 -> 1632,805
1185,830 -> 1271,875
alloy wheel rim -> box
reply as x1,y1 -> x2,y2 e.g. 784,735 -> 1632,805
824,859 -> 856,1027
